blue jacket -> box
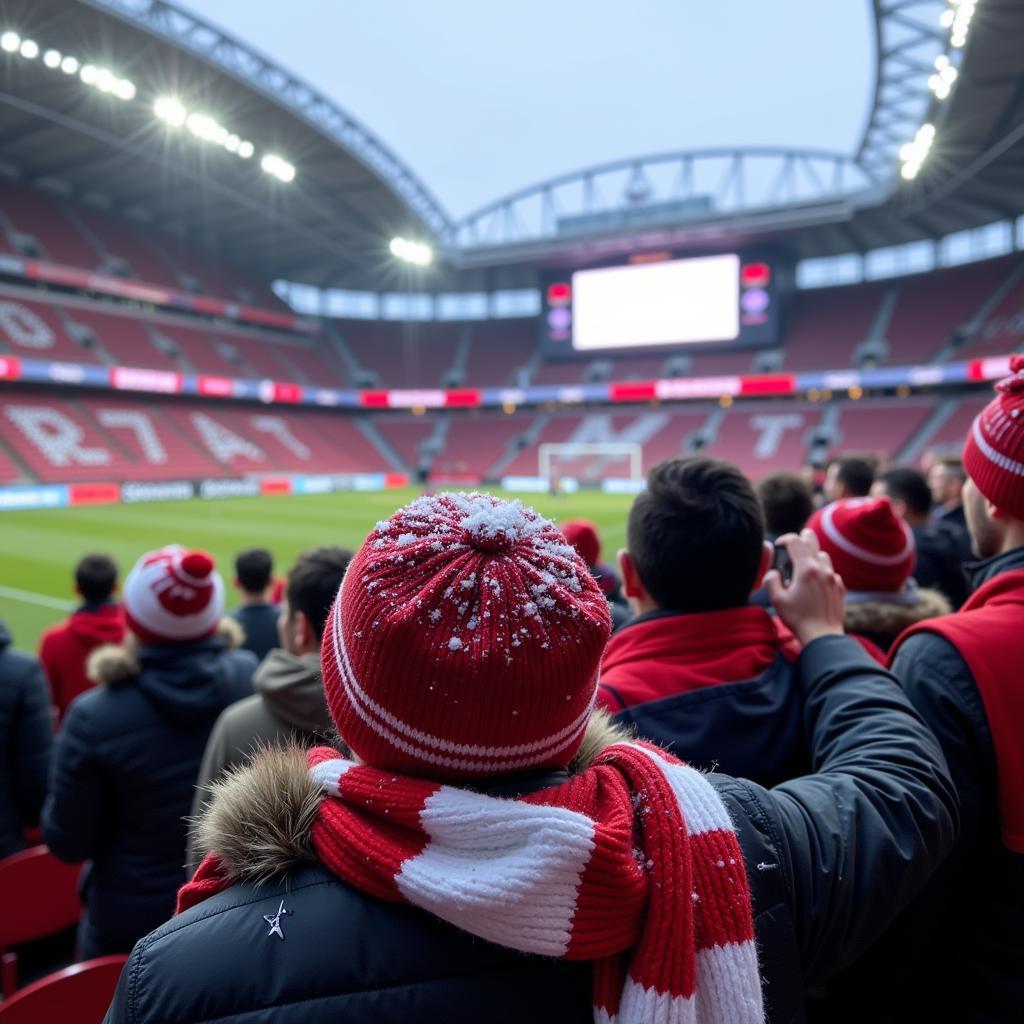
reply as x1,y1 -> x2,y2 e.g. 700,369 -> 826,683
105,639 -> 957,1024
43,635 -> 255,954
0,620 -> 52,857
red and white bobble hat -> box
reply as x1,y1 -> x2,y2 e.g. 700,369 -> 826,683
322,492 -> 612,781
808,497 -> 916,594
122,545 -> 225,645
963,355 -> 1024,522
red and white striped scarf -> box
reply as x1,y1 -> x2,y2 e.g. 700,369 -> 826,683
182,741 -> 762,1023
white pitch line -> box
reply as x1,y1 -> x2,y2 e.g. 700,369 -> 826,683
0,584 -> 75,611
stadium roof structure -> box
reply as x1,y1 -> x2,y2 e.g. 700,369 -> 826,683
0,0 -> 450,289
0,0 -> 1020,292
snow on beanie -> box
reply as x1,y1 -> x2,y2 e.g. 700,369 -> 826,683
561,519 -> 602,567
322,492 -> 613,780
123,545 -> 224,645
963,355 -> 1024,522
808,497 -> 916,594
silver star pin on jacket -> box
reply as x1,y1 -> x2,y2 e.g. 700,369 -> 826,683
263,900 -> 292,940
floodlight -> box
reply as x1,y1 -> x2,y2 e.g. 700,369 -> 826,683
225,134 -> 240,153
261,154 -> 296,182
0,32 -> 20,53
939,9 -> 955,28
19,38 -> 38,59
115,79 -> 136,101
901,163 -> 920,181
154,95 -> 187,127
390,237 -> 433,266
43,49 -> 61,69
60,55 -> 79,74
95,67 -> 116,93
237,141 -> 254,159
80,64 -> 98,85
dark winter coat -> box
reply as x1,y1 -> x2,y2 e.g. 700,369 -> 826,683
104,637 -> 957,1024
912,523 -> 968,609
38,602 -> 125,720
42,623 -> 256,957
231,602 -> 280,662
0,620 -> 53,858
835,546 -> 1024,1023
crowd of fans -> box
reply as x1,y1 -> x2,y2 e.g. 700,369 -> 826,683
0,358 -> 1022,1022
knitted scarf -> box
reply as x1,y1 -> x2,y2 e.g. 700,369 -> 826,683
181,741 -> 763,1024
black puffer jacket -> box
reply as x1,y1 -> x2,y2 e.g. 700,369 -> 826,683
42,630 -> 255,957
104,637 -> 957,1024
0,620 -> 52,858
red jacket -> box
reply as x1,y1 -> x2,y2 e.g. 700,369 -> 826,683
893,568 -> 1024,853
597,605 -> 802,710
596,606 -> 809,786
39,603 -> 125,720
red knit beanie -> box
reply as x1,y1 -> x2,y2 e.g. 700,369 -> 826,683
123,545 -> 224,645
808,498 -> 916,594
963,355 -> 1024,522
561,519 -> 602,566
321,492 -> 612,781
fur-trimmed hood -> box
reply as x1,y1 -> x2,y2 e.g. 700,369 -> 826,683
191,711 -> 631,885
843,587 -> 951,642
86,617 -> 245,685
84,617 -> 255,727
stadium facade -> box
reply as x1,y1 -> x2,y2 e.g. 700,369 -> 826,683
0,0 -> 1022,512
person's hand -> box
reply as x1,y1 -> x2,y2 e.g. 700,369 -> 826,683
764,529 -> 846,646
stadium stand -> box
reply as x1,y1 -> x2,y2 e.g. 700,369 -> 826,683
64,307 -> 177,372
0,182 -> 102,269
0,291 -> 104,364
780,283 -> 887,371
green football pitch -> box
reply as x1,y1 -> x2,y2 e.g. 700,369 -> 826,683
0,487 -> 634,653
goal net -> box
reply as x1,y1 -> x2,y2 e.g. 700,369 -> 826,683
538,442 -> 643,485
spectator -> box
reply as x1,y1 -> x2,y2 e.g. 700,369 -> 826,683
560,518 -> 629,629
757,471 -> 814,540
231,548 -> 279,662
38,553 -> 125,722
873,467 -> 968,607
188,546 -> 352,868
0,620 -> 52,858
807,497 -> 949,653
823,455 -> 875,502
928,455 -> 968,532
861,359 -> 1024,1021
43,546 -> 256,958
596,458 -> 809,785
105,494 -> 955,1024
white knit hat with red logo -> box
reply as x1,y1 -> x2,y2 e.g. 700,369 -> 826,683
808,497 -> 916,594
321,492 -> 612,781
123,545 -> 224,645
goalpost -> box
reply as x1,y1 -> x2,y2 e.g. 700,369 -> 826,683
538,442 -> 643,484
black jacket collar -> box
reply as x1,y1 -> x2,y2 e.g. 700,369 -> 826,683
966,545 -> 1024,591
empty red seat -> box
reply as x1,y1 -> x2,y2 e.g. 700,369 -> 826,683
0,846 -> 82,997
0,955 -> 127,1024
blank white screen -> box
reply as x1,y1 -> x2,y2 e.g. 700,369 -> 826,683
571,254 -> 740,351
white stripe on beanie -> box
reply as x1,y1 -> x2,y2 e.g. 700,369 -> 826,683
820,501 -> 914,566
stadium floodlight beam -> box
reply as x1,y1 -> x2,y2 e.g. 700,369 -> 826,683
80,64 -> 98,85
60,55 -> 79,74
0,32 -> 19,53
237,140 -> 254,159
260,153 -> 296,183
389,237 -> 433,266
154,95 -> 187,127
43,48 -> 61,69
18,38 -> 38,59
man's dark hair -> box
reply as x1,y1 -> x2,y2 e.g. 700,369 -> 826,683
829,456 -> 875,497
75,553 -> 118,604
628,457 -> 764,613
286,546 -> 353,639
235,548 -> 274,595
878,467 -> 933,519
934,456 -> 966,482
756,472 -> 814,539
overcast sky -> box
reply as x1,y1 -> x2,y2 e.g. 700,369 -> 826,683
195,0 -> 873,219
